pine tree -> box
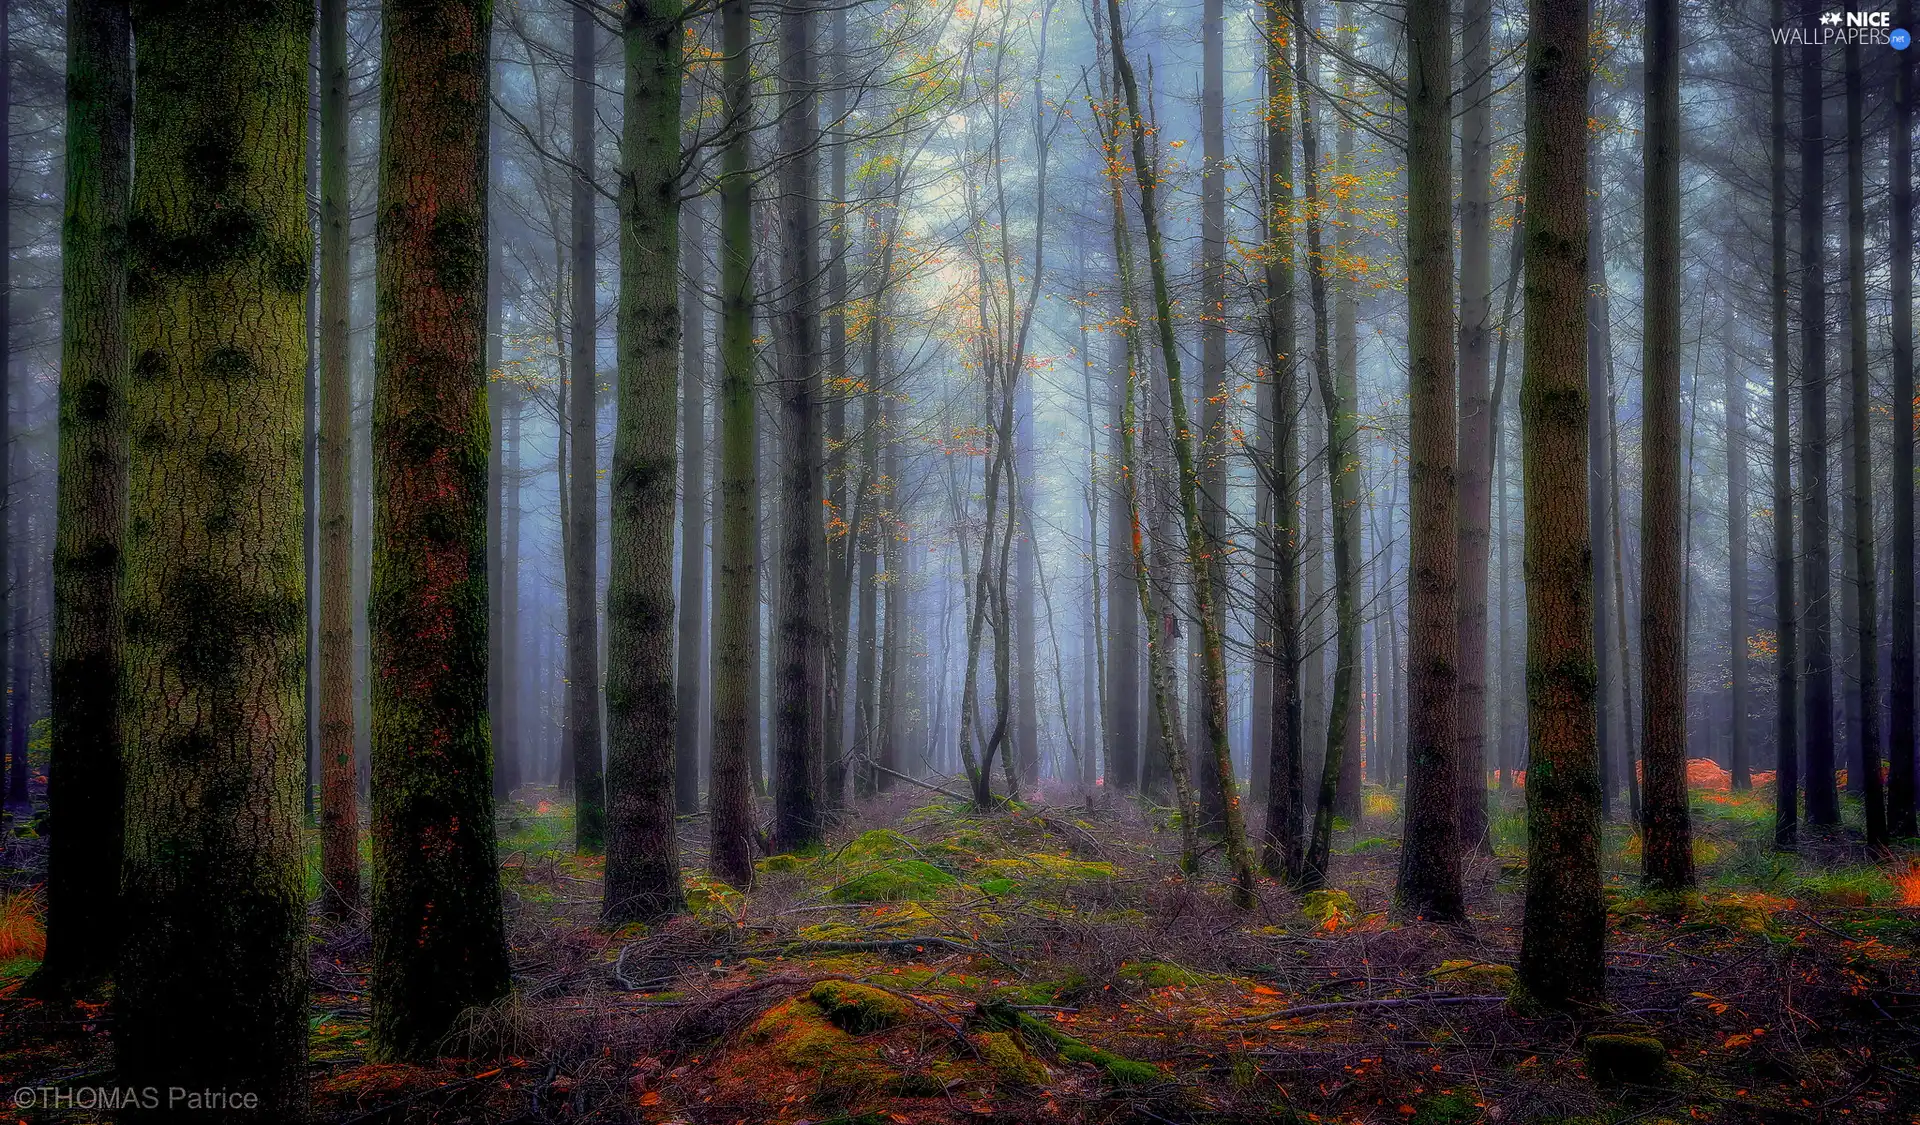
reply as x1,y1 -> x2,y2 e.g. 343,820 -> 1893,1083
117,0 -> 314,1108
368,0 -> 511,1060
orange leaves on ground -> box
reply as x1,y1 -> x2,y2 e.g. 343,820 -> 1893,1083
0,891 -> 45,962
1894,859 -> 1920,908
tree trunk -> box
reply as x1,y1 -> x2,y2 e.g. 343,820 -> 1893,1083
1843,36 -> 1884,845
709,0 -> 759,888
1105,273 -> 1141,791
824,6 -> 852,808
602,0 -> 688,926
1515,0 -> 1605,1013
568,6 -> 607,850
1015,379 -> 1040,792
1260,0 -> 1303,881
369,0 -> 510,1061
1396,0 -> 1464,923
317,0 -> 360,919
36,0 -> 131,999
1332,6 -> 1363,821
773,0 -> 826,850
1770,0 -> 1800,848
1586,126 -> 1615,821
1454,0 -> 1493,850
1890,0 -> 1915,838
1727,333 -> 1752,792
676,192 -> 708,815
117,3 -> 314,1108
1639,0 -> 1693,890
1799,0 -> 1838,826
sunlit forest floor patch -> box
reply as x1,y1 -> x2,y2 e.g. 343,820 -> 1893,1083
2,779 -> 1917,1123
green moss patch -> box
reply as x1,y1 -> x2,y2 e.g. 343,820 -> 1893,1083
826,859 -> 958,903
809,979 -> 914,1034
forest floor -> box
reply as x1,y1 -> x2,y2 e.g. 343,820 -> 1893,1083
3,773 -> 1919,1124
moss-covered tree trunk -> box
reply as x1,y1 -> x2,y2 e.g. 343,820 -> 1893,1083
709,0 -> 758,888
36,0 -> 131,999
368,0 -> 510,1061
1638,0 -> 1694,889
1516,0 -> 1605,1012
1890,0 -> 1916,839
1799,0 -> 1838,828
1104,0 -> 1255,909
1396,0 -> 1464,924
603,0 -> 688,925
117,1 -> 312,1110
318,0 -> 360,920
675,188 -> 707,816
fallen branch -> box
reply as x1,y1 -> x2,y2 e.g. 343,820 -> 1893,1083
872,764 -> 973,803
1225,994 -> 1507,1023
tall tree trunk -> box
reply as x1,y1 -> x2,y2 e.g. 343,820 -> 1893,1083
709,0 -> 759,888
1192,0 -> 1230,832
1331,5 -> 1363,820
1396,0 -> 1464,923
1771,0 -> 1800,848
677,192 -> 708,815
1105,0 -> 1256,909
1843,36 -> 1884,846
1015,379 -> 1040,792
488,51 -> 515,806
568,1 -> 607,851
1295,0 -> 1360,893
773,0 -> 826,850
318,0 -> 360,919
1586,125 -> 1615,820
1799,0 -> 1839,827
370,0 -> 510,1060
1727,334 -> 1752,792
0,0 -> 10,818
505,391 -> 522,784
1639,0 -> 1693,890
118,2 -> 313,1106
1455,0 -> 1494,849
1260,0 -> 1303,881
603,0 -> 689,925
1516,0 -> 1604,1012
853,382 -> 881,796
824,6 -> 852,808
35,0 -> 131,998
1890,0 -> 1916,839
1105,276 -> 1141,791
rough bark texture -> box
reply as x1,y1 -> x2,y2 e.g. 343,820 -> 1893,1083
1798,0 -> 1837,827
1454,0 -> 1493,850
1726,339 -> 1752,793
318,0 -> 360,920
368,0 -> 510,1061
1585,134 -> 1615,820
1770,0 -> 1800,848
708,0 -> 758,888
1639,0 -> 1693,890
603,0 -> 687,925
1516,0 -> 1605,1012
773,0 -> 826,851
117,1 -> 313,1112
1891,0 -> 1916,838
36,0 -> 132,999
1842,37 -> 1883,846
568,2 -> 606,851
1396,0 -> 1463,923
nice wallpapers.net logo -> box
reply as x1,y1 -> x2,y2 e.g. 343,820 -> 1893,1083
1773,8 -> 1912,48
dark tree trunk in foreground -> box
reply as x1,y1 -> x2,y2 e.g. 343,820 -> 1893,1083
676,191 -> 707,816
1517,0 -> 1605,1012
35,0 -> 131,998
1639,0 -> 1693,891
774,0 -> 826,851
603,0 -> 688,926
369,0 -> 510,1060
1397,0 -> 1464,923
1260,0 -> 1302,881
318,0 -> 360,919
1586,127 -> 1614,821
1842,36 -> 1884,846
1771,0 -> 1800,849
709,0 -> 758,888
568,3 -> 607,851
117,2 -> 313,1111
1891,0 -> 1916,838
1799,0 -> 1837,827
1455,0 -> 1493,851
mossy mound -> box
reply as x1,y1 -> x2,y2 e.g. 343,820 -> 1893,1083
1302,888 -> 1357,929
841,829 -> 920,862
809,979 -> 914,1034
1411,1091 -> 1481,1125
826,859 -> 959,903
1428,959 -> 1517,995
976,1029 -> 1048,1085
977,999 -> 1163,1088
1584,1033 -> 1682,1087
1116,960 -> 1207,989
975,852 -> 1116,889
682,873 -> 746,921
758,852 -> 812,875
